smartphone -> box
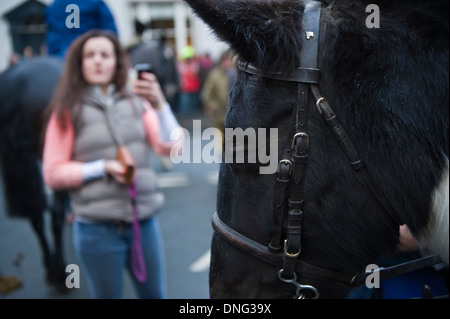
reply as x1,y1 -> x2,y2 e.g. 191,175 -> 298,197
134,63 -> 153,79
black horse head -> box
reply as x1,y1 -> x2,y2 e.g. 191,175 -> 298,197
185,0 -> 449,298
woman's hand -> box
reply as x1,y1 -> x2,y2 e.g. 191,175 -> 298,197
397,224 -> 420,252
105,160 -> 126,184
133,72 -> 167,110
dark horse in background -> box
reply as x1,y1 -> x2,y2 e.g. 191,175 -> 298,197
0,56 -> 67,286
185,0 -> 449,298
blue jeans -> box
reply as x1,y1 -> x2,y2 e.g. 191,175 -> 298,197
72,217 -> 167,299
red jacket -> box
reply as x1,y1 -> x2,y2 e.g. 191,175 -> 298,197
178,60 -> 201,93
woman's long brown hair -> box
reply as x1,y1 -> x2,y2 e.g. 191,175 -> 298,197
47,29 -> 130,130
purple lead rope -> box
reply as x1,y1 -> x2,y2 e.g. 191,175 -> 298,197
128,181 -> 147,283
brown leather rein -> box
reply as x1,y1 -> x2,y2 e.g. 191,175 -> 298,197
211,0 -> 444,299
212,213 -> 442,295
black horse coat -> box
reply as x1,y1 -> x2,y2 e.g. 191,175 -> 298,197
184,0 -> 448,298
0,56 -> 67,285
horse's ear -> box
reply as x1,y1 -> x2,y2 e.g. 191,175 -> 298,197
184,0 -> 304,73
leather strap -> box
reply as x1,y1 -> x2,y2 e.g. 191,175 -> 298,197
237,62 -> 320,84
279,0 -> 322,282
213,212 -> 356,284
300,0 -> 322,70
310,85 -> 405,225
212,212 -> 443,286
350,254 -> 443,287
101,99 -> 147,283
281,82 -> 309,279
128,182 -> 147,283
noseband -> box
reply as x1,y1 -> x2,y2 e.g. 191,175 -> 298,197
212,0 -> 443,299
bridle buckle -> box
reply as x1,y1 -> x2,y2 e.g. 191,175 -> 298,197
291,132 -> 309,150
277,159 -> 293,177
284,239 -> 301,258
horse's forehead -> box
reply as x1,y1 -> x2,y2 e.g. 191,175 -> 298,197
227,74 -> 294,130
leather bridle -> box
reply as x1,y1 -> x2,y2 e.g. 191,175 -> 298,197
211,0 -> 444,299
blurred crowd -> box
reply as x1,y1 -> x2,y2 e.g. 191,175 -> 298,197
7,0 -> 237,128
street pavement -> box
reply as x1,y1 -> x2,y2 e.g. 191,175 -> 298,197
0,114 -> 219,299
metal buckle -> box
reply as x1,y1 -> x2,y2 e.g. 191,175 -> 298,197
284,239 -> 301,258
291,132 -> 309,151
277,159 -> 293,176
315,97 -> 325,114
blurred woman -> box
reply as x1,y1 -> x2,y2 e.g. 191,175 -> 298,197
42,29 -> 182,299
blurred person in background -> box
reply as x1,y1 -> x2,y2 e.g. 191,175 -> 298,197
202,51 -> 236,138
42,30 -> 182,299
127,20 -> 179,115
198,52 -> 214,90
126,21 -> 180,171
45,0 -> 118,58
177,45 -> 201,116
